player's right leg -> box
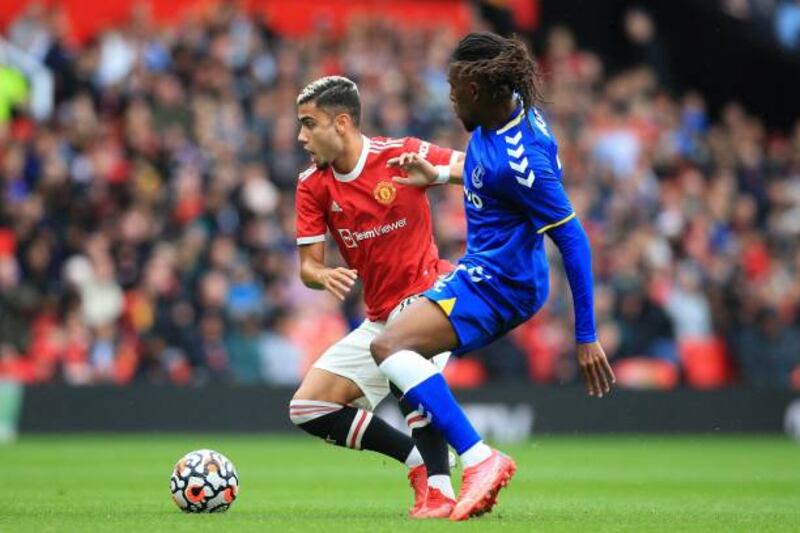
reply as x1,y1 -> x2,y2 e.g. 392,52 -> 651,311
289,321 -> 432,516
370,269 -> 517,520
290,366 -> 422,469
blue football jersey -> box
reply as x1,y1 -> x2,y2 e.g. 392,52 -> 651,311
458,105 -> 575,316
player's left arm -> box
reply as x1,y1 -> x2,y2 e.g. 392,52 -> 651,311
387,138 -> 465,187
547,218 -> 615,397
511,151 -> 615,397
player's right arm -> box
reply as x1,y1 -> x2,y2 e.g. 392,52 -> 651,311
295,169 -> 358,301
298,242 -> 357,301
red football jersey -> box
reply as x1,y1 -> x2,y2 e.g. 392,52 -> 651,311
296,135 -> 457,321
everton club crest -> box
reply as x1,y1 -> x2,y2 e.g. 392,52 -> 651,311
471,163 -> 484,189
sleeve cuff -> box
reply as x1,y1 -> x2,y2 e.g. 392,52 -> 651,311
297,235 -> 326,245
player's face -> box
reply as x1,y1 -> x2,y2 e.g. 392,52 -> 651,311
297,102 -> 345,169
448,67 -> 480,132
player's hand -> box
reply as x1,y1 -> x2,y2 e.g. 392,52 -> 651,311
319,267 -> 358,301
576,341 -> 615,398
387,152 -> 437,187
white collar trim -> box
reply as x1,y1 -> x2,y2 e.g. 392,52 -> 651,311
333,135 -> 370,182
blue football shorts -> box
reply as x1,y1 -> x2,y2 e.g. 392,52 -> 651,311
423,264 -> 535,356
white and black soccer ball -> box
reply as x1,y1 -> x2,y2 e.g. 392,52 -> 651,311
170,449 -> 239,513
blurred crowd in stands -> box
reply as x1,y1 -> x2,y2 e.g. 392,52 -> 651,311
1,2 -> 799,389
721,0 -> 800,52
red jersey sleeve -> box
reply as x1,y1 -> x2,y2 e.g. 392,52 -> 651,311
295,172 -> 326,245
404,137 -> 457,167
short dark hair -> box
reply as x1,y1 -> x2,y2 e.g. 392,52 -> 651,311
450,32 -> 544,112
296,76 -> 361,126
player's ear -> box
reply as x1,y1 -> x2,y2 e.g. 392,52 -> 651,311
468,81 -> 480,103
334,113 -> 351,135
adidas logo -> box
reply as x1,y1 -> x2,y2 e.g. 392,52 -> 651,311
330,201 -> 343,213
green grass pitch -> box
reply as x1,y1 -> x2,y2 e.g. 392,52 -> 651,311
1,434 -> 798,532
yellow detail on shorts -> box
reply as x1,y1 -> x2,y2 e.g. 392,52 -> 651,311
437,298 -> 457,316
537,212 -> 576,234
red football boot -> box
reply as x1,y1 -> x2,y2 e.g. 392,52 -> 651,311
407,464 -> 427,516
449,450 -> 516,521
410,487 -> 456,519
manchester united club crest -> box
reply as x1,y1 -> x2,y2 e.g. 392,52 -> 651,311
373,180 -> 397,205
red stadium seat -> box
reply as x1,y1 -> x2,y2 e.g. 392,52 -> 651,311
790,366 -> 800,391
613,357 -> 679,390
678,337 -> 731,389
443,357 -> 487,389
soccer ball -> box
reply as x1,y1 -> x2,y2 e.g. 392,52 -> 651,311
170,449 -> 239,512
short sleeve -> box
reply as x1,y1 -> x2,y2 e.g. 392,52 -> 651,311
404,137 -> 457,167
295,179 -> 326,245
508,145 -> 575,233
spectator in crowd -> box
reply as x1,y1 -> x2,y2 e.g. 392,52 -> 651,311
776,0 -> 800,51
734,308 -> 800,386
258,310 -> 303,385
622,7 -> 673,89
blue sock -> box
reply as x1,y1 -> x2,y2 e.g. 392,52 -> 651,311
402,373 -> 480,454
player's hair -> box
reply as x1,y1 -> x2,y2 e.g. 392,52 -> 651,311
449,32 -> 544,112
296,76 -> 361,126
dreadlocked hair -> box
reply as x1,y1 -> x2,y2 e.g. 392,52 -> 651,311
450,32 -> 544,112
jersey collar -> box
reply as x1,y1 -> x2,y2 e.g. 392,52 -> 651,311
495,104 -> 525,135
333,135 -> 371,182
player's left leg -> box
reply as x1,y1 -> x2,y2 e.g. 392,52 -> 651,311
371,288 -> 516,520
388,383 -> 456,518
387,297 -> 456,516
370,297 -> 490,463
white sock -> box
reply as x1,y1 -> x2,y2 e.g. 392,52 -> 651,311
405,446 -> 424,468
460,441 -> 492,468
378,350 -> 439,393
428,474 -> 455,499
448,449 -> 457,468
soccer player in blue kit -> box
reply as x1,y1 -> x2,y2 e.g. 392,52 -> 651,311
371,32 -> 616,520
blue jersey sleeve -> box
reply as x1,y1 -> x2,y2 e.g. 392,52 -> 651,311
504,136 -> 596,343
506,143 -> 575,232
548,217 -> 597,343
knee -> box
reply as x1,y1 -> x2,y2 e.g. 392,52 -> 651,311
370,332 -> 403,365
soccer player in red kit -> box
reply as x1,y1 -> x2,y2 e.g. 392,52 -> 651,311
289,76 -> 463,519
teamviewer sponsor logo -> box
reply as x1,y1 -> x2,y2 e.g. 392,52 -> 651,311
337,218 -> 408,248
338,229 -> 357,248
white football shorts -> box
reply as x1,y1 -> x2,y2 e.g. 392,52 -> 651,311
312,295 -> 450,410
